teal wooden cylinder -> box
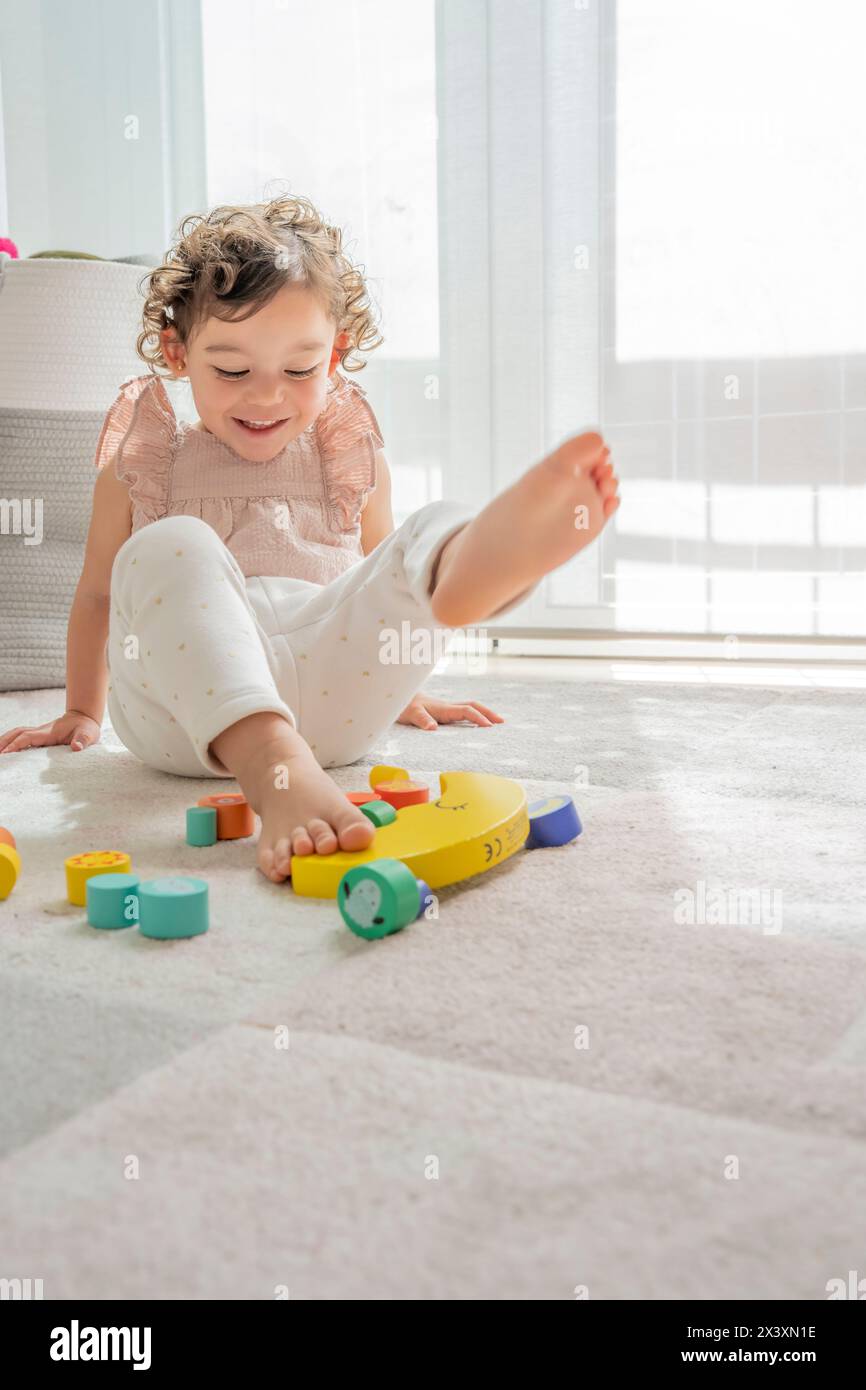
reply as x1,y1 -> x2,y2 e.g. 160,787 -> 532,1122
138,877 -> 209,939
186,806 -> 217,847
86,872 -> 141,930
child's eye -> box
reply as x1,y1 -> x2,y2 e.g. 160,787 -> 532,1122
213,366 -> 320,380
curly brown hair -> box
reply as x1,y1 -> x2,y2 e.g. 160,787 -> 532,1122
136,195 -> 384,375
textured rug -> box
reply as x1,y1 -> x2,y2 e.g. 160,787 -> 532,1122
1,670 -> 865,1300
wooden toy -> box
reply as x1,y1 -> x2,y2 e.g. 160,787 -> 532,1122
0,843 -> 21,900
525,795 -> 582,849
339,862 -> 437,939
0,826 -> 16,849
138,877 -> 209,939
292,766 -> 528,898
372,778 -> 430,810
415,878 -> 434,919
346,791 -> 383,806
359,800 -> 396,828
86,873 -> 141,930
368,764 -> 408,785
338,859 -> 427,940
196,793 -> 255,840
186,806 -> 217,847
65,851 -> 132,907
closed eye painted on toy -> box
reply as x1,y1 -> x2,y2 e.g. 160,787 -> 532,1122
291,768 -> 529,899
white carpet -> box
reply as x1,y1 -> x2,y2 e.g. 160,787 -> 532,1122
1,671 -> 865,1299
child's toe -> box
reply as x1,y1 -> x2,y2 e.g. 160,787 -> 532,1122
258,841 -> 289,883
336,810 -> 376,852
308,818 -> 338,854
291,826 -> 314,855
273,836 -> 293,868
555,432 -> 607,475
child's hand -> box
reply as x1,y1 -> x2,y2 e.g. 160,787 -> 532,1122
396,696 -> 505,731
0,710 -> 102,755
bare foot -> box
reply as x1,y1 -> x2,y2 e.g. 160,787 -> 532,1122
216,724 -> 375,883
430,431 -> 620,627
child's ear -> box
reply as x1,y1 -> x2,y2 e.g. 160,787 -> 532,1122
160,327 -> 187,376
328,330 -> 351,375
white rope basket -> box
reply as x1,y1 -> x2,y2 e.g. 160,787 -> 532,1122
0,255 -> 150,411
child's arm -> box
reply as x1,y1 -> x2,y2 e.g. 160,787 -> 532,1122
360,448 -> 394,554
67,465 -> 133,721
0,466 -> 131,755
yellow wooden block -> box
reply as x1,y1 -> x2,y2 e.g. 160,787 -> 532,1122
65,850 -> 132,907
0,843 -> 21,900
291,770 -> 528,898
368,764 -> 409,789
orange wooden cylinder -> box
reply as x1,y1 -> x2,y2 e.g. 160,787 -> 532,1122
0,826 -> 16,850
345,791 -> 383,806
196,793 -> 255,839
373,779 -> 430,810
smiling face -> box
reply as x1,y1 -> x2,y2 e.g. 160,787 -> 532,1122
160,284 -> 349,461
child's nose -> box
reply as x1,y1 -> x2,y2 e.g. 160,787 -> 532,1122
243,389 -> 291,411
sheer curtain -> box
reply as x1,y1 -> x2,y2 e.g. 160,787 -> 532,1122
437,0 -> 866,638
606,0 -> 866,639
437,0 -> 601,629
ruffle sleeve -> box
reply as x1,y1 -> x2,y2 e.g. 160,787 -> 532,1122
94,374 -> 177,525
315,372 -> 385,532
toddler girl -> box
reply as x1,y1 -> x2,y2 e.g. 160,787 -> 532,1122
0,196 -> 619,882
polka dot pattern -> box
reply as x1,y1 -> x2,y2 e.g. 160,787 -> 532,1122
107,500 -> 473,779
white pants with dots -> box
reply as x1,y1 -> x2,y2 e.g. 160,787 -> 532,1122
106,501 -> 512,778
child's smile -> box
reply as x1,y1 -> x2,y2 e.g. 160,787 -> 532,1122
231,414 -> 297,441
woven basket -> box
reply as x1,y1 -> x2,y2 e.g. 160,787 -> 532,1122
0,256 -> 151,689
0,255 -> 149,411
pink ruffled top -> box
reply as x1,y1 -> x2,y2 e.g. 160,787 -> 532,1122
94,370 -> 384,582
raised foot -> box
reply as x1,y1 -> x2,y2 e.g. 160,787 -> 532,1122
430,430 -> 620,627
